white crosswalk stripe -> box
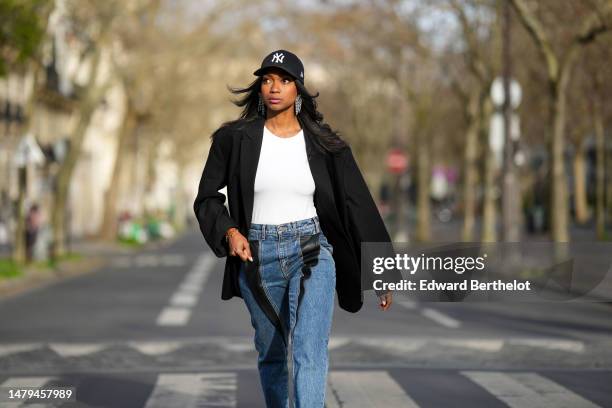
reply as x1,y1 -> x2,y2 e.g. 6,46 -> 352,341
325,371 -> 420,407
1,376 -> 55,407
128,341 -> 183,355
0,343 -> 40,357
421,307 -> 461,328
50,343 -> 106,357
156,307 -> 191,326
109,254 -> 186,268
143,373 -> 237,408
170,292 -> 199,307
1,376 -> 53,387
0,336 -> 588,359
136,255 -> 161,267
463,371 -> 602,408
0,370 -> 603,407
156,254 -> 216,326
160,254 -> 187,267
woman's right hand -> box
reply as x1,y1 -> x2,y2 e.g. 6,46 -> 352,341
227,229 -> 253,262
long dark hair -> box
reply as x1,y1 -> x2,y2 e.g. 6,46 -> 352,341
217,76 -> 348,154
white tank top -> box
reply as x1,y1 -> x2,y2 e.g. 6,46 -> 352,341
251,125 -> 318,225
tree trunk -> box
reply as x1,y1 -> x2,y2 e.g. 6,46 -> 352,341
572,139 -> 590,224
51,47 -> 106,258
140,138 -> 158,217
507,0 -> 607,242
461,90 -> 481,242
549,67 -> 573,242
480,100 -> 497,242
593,99 -> 606,239
11,63 -> 42,264
13,169 -> 27,263
607,141 -> 612,225
173,163 -> 187,231
144,139 -> 157,197
98,101 -> 137,240
416,130 -> 431,242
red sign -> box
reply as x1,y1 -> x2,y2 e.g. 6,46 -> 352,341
387,148 -> 408,174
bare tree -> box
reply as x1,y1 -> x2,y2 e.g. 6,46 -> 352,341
2,1 -> 54,263
576,38 -> 612,238
509,0 -> 612,242
97,0 -> 161,240
50,0 -> 124,257
446,0 -> 499,241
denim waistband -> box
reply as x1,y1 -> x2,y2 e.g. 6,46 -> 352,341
248,216 -> 321,240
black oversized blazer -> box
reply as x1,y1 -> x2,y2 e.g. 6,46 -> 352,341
193,116 -> 398,313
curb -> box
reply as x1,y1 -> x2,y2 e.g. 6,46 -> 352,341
0,256 -> 105,300
0,233 -> 184,301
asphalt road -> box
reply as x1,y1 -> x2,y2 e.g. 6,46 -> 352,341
0,229 -> 611,407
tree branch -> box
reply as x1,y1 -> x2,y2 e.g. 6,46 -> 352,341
447,0 -> 489,82
508,0 -> 559,81
575,1 -> 612,44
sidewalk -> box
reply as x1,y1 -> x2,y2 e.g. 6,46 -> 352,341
0,234 -> 181,300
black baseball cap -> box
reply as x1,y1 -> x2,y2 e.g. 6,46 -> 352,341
253,49 -> 304,84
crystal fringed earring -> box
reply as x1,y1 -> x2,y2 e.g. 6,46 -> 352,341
294,94 -> 302,115
257,93 -> 266,117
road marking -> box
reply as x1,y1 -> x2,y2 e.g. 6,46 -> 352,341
222,342 -> 254,352
136,255 -> 160,267
0,344 -> 41,357
1,376 -> 54,408
421,307 -> 461,328
156,254 -> 216,326
397,299 -> 418,310
395,297 -> 461,329
49,343 -> 106,357
129,341 -> 183,355
508,338 -> 584,353
326,371 -> 420,407
0,370 -> 603,408
463,371 -> 601,408
160,254 -> 186,267
156,307 -> 191,326
144,373 -> 237,408
360,338 -> 425,353
328,337 -> 351,350
170,292 -> 199,307
0,336 -> 589,359
439,339 -> 504,352
109,254 -> 186,268
178,283 -> 202,294
513,373 -> 601,407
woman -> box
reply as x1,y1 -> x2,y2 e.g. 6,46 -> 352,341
193,49 -> 399,407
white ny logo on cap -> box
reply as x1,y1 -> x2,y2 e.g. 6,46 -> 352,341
271,52 -> 285,63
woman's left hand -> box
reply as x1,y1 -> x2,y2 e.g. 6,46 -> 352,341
378,292 -> 393,311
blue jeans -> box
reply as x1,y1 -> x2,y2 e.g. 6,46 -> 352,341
238,216 -> 336,408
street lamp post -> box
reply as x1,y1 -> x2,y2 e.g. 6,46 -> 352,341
501,1 -> 521,242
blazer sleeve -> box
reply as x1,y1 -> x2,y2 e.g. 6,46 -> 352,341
193,126 -> 239,258
341,146 -> 403,294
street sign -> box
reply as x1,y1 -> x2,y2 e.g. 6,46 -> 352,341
387,148 -> 408,174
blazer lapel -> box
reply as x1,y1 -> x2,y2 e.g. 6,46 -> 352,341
240,117 -> 265,230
